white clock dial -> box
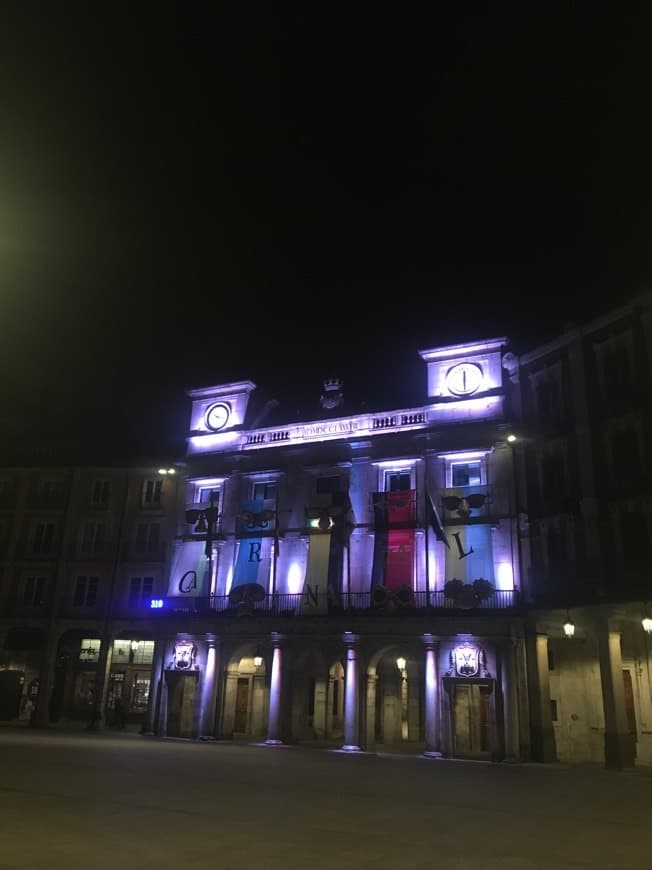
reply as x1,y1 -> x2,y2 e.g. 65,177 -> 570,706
446,363 -> 483,396
205,402 -> 231,431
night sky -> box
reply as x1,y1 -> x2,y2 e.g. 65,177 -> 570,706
1,9 -> 650,462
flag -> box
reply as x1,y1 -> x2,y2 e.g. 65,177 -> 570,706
229,499 -> 272,603
371,491 -> 416,591
426,492 -> 450,548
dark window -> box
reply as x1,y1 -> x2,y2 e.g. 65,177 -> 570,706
142,478 -> 162,506
253,482 -> 276,501
451,462 -> 481,487
135,523 -> 160,553
316,476 -> 341,495
550,699 -> 558,722
129,576 -> 154,607
536,378 -> 561,420
24,576 -> 48,607
81,522 -> 105,555
73,576 -> 98,607
33,523 -> 55,554
91,479 -> 110,507
386,472 -> 411,492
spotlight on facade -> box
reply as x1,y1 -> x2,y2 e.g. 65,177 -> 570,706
563,619 -> 575,638
396,656 -> 407,672
642,616 -> 652,635
158,467 -> 176,475
507,434 -> 517,443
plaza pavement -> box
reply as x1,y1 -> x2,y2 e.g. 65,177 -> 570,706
0,725 -> 651,869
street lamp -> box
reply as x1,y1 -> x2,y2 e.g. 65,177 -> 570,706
642,616 -> 652,635
396,657 -> 408,739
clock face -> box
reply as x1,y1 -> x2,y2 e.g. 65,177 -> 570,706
205,402 -> 231,431
446,363 -> 483,396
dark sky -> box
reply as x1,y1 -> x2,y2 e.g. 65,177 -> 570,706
0,9 -> 651,461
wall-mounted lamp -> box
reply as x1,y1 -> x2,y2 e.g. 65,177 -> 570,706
563,617 -> 575,638
642,617 -> 652,635
253,650 -> 263,668
507,434 -> 517,443
396,656 -> 407,672
158,468 -> 176,475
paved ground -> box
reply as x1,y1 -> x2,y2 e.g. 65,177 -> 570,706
0,728 -> 651,870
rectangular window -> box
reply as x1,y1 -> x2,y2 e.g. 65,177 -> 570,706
91,479 -> 110,507
550,699 -> 558,722
134,523 -> 160,553
451,462 -> 482,487
73,576 -> 99,607
142,478 -> 162,507
79,638 -> 101,662
132,640 -> 155,665
81,522 -> 105,555
386,471 -> 411,492
132,673 -> 151,710
316,476 -> 341,495
129,576 -> 154,607
23,576 -> 49,607
33,522 -> 56,555
198,487 -> 220,506
39,478 -> 64,505
253,482 -> 277,501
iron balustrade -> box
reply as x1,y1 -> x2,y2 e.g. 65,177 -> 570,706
145,588 -> 517,617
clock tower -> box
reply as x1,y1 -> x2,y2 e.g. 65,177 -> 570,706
187,380 -> 256,434
418,338 -> 508,400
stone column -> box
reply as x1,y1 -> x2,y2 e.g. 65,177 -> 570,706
143,636 -> 166,735
423,635 -> 442,757
502,640 -> 520,761
200,637 -> 219,739
598,622 -> 635,769
342,633 -> 361,751
85,634 -> 115,731
265,633 -> 285,745
31,627 -> 61,728
525,632 -> 557,762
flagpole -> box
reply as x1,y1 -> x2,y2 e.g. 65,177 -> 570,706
424,457 -> 431,608
271,488 -> 279,598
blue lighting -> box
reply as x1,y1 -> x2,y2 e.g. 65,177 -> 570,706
150,598 -> 164,609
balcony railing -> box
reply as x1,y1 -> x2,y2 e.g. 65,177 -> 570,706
146,588 -> 517,617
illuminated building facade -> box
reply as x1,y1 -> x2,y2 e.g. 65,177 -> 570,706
1,290 -> 651,768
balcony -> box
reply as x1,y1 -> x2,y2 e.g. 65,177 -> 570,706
147,588 -> 517,618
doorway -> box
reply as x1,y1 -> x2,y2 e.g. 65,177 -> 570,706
452,682 -> 492,759
234,677 -> 249,733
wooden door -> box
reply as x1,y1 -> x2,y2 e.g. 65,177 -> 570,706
234,678 -> 249,733
622,669 -> 637,758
